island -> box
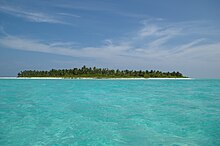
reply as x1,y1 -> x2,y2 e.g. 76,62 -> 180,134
17,66 -> 187,79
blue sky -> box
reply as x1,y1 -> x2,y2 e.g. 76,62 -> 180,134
0,0 -> 220,78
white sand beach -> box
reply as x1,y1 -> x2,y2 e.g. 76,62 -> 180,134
0,77 -> 192,80
148,78 -> 192,80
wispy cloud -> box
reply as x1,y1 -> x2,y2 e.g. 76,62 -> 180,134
0,19 -> 219,77
138,25 -> 159,37
0,36 -> 129,59
56,2 -> 149,19
57,13 -> 81,18
0,36 -> 82,57
55,1 -> 116,12
0,5 -> 77,25
0,32 -> 219,62
148,36 -> 172,48
172,38 -> 206,54
138,23 -> 181,38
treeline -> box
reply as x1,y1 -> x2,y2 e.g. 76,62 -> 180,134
17,66 -> 186,78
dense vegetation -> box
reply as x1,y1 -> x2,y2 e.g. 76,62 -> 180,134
17,66 -> 186,78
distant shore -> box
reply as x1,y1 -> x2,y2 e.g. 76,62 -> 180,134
0,77 -> 192,80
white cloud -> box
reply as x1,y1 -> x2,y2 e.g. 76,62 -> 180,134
0,36 -> 130,59
57,13 -> 81,18
138,25 -> 159,37
171,38 -> 206,54
0,19 -> 219,77
174,42 -> 220,61
0,33 -> 219,63
0,5 -> 73,24
148,36 -> 172,48
137,23 -> 182,51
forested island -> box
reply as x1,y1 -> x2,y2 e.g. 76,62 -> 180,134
17,66 -> 187,78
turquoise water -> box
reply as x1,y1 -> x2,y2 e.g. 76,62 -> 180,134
0,79 -> 220,146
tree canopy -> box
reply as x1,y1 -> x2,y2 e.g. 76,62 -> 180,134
17,66 -> 186,78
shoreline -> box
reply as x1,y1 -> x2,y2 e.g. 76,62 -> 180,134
0,77 -> 192,80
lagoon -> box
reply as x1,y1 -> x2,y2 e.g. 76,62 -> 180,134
0,79 -> 220,145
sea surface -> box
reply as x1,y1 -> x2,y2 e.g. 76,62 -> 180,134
0,79 -> 220,146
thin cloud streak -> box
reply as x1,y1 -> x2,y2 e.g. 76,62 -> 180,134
57,13 -> 81,18
56,2 -> 149,19
138,24 -> 182,38
171,38 -> 206,54
0,5 -> 75,25
148,36 -> 172,48
0,34 -> 219,63
0,36 -> 129,58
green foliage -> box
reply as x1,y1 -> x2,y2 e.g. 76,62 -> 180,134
17,66 -> 186,78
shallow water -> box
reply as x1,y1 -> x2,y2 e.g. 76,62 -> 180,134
0,79 -> 220,145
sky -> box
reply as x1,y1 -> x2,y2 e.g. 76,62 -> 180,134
0,0 -> 220,78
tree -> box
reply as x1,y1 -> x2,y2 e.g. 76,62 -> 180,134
17,66 -> 186,78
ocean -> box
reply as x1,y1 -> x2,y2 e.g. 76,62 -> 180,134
0,79 -> 220,145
